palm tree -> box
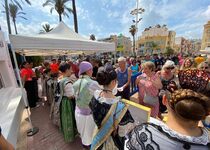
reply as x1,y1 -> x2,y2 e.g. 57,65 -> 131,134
129,25 -> 137,56
8,3 -> 27,34
39,24 -> 53,33
4,0 -> 11,34
72,0 -> 78,33
90,34 -> 96,40
4,0 -> 31,34
43,0 -> 73,22
150,41 -> 158,54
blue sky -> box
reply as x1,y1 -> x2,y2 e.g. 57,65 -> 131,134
0,0 -> 210,41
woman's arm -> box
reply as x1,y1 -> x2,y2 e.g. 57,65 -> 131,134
0,131 -> 14,150
150,75 -> 163,89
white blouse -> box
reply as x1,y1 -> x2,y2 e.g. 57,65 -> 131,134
64,83 -> 74,97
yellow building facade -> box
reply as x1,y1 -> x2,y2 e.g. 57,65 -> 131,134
136,25 -> 176,55
99,34 -> 132,56
201,21 -> 210,50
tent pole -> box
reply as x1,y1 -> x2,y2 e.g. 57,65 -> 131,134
11,47 -> 39,136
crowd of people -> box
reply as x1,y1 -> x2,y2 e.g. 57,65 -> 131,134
19,53 -> 210,150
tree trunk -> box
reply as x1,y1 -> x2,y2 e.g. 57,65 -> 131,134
59,14 -> 62,22
72,0 -> 78,33
13,20 -> 18,34
133,35 -> 136,57
5,0 -> 12,34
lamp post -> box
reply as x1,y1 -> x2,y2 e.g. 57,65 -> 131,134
130,0 -> 145,56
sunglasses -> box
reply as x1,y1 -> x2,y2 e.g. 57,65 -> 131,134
201,67 -> 208,69
166,67 -> 175,70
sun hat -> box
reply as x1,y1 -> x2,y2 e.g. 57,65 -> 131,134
79,61 -> 93,76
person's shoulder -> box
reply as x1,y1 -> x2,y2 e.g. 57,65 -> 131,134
125,122 -> 161,150
156,71 -> 161,76
127,67 -> 132,73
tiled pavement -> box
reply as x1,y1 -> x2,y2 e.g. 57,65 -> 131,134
26,102 -> 83,150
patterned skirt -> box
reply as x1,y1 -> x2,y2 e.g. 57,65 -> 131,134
60,96 -> 77,142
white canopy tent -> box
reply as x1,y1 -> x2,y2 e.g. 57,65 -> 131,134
9,21 -> 115,56
8,22 -> 115,137
200,47 -> 210,56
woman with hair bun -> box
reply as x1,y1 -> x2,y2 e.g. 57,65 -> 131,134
89,63 -> 134,150
58,63 -> 77,142
125,89 -> 210,150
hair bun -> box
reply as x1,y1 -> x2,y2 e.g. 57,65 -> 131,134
170,89 -> 210,121
96,65 -> 117,86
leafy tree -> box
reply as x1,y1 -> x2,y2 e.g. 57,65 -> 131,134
90,34 -> 96,40
129,25 -> 137,56
8,3 -> 27,34
39,24 -> 53,33
165,46 -> 175,55
4,0 -> 31,34
43,0 -> 73,22
150,41 -> 158,53
26,56 -> 43,67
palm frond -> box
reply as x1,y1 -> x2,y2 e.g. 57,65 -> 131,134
19,16 -> 27,20
64,6 -> 73,13
63,11 -> 69,18
24,0 -> 31,5
9,3 -> 18,18
50,7 -> 54,14
43,0 -> 54,7
63,0 -> 71,3
19,0 -> 31,5
17,12 -> 26,15
2,3 -> 5,8
11,0 -> 23,10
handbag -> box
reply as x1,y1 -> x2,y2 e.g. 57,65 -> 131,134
143,92 -> 158,106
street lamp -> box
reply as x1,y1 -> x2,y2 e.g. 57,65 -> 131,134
130,0 -> 145,56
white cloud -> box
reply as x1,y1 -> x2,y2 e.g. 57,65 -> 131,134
120,11 -> 131,25
202,5 -> 210,19
77,6 -> 90,20
110,0 -> 121,6
0,16 -> 9,41
107,11 -> 120,18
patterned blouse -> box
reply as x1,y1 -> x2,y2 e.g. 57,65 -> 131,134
125,118 -> 210,150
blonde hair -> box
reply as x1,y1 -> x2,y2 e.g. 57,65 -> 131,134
197,61 -> 208,70
142,61 -> 155,71
180,57 -> 195,70
118,57 -> 126,62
